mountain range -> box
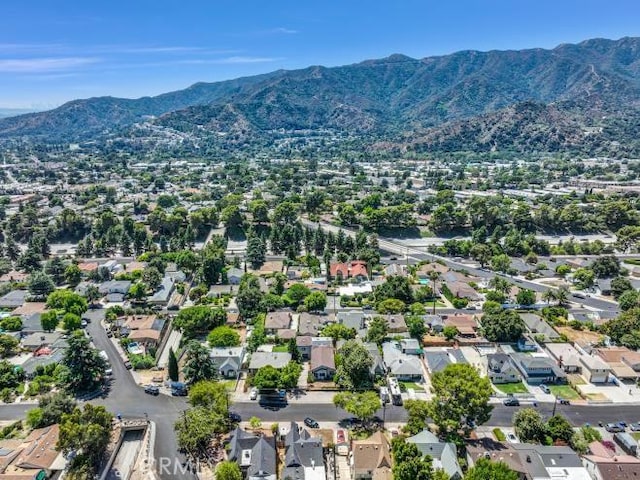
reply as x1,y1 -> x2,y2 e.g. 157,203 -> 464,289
2,37 -> 640,154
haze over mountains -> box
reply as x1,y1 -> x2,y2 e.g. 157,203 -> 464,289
2,37 -> 640,154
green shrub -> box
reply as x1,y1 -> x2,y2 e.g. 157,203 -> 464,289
493,428 -> 506,441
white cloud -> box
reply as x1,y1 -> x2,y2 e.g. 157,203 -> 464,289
177,56 -> 283,65
0,57 -> 99,73
269,27 -> 298,35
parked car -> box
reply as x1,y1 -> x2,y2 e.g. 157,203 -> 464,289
80,319 -> 88,327
249,388 -> 258,400
336,430 -> 346,443
124,360 -> 132,369
605,423 -> 626,433
557,398 -> 570,405
629,423 -> 640,431
503,398 -> 520,406
171,388 -> 188,397
304,417 -> 319,428
539,384 -> 551,394
144,385 -> 160,396
507,433 -> 519,443
228,412 -> 241,423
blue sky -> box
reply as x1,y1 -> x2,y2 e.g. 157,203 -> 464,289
1,0 -> 639,108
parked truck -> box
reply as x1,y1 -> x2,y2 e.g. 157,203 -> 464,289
614,432 -> 638,456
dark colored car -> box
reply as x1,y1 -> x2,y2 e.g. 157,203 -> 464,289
124,360 -> 132,369
503,397 -> 520,406
229,412 -> 241,423
144,385 -> 160,396
304,417 -> 319,428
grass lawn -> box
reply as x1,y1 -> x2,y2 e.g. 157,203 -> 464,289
424,300 -> 448,308
549,385 -> 581,400
495,382 -> 529,394
400,382 -> 424,391
272,345 -> 289,352
632,432 -> 640,441
624,259 -> 640,266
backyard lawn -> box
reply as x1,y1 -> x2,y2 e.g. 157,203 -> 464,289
400,382 -> 424,391
496,382 -> 529,394
272,345 -> 289,352
549,385 -> 581,400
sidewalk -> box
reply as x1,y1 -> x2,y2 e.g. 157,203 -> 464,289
156,329 -> 182,368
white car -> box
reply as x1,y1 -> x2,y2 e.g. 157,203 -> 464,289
249,388 -> 258,400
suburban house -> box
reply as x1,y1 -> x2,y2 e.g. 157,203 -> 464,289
385,315 -> 408,334
510,353 -> 567,385
486,353 -> 521,384
264,311 -> 292,336
337,311 -> 367,338
98,280 -> 131,296
329,261 -> 368,282
21,332 -> 66,352
520,314 -> 560,342
517,336 -> 538,352
445,281 -> 481,301
595,347 -> 640,381
384,264 -> 406,277
382,341 -> 423,381
121,314 -> 167,348
582,440 -> 640,480
422,315 -> 444,333
209,346 -> 245,379
298,313 -> 328,337
364,342 -> 386,377
442,314 -> 479,339
296,336 -> 313,360
227,267 -> 244,285
0,424 -> 67,479
310,345 -> 336,381
0,290 -> 27,309
407,430 -> 462,480
578,354 -> 611,383
424,351 -> 452,374
399,338 -> 421,355
22,347 -> 67,379
148,276 -> 175,306
228,427 -> 277,480
248,352 -> 292,373
282,422 -> 325,480
544,343 -> 582,374
351,431 -> 392,480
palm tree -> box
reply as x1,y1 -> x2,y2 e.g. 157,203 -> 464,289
555,286 -> 570,307
428,271 -> 440,315
541,289 -> 556,305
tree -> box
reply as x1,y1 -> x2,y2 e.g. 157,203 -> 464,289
375,275 -> 414,304
377,298 -> 406,314
128,282 -> 147,302
611,276 -> 633,299
490,254 -> 511,273
62,331 -> 107,393
249,416 -> 262,429
555,286 -> 570,307
442,326 -> 458,341
174,306 -> 227,339
618,290 -> 640,311
481,310 -> 525,342
427,363 -> 493,436
470,244 -> 492,268
546,414 -> 574,443
573,268 -> 595,289
0,334 -> 18,358
246,235 -> 266,269
62,312 -> 81,331
168,348 -> 179,382
85,285 -> 101,306
216,461 -> 242,480
183,341 -> 217,384
237,274 -> 265,319
407,316 -> 427,341
28,272 -> 55,299
570,425 -> 601,454
207,326 -> 241,348
333,391 -> 381,424
403,399 -> 430,435
489,277 -> 512,295
286,283 -> 311,307
392,438 -> 440,480
321,323 -> 356,343
188,380 -> 229,416
513,408 -> 545,443
542,289 -> 556,305
335,340 -> 373,390
142,267 -> 162,291
45,257 -> 66,284
46,290 -> 88,315
366,316 -> 389,345
464,458 -> 518,480
304,292 -> 327,312
57,404 -> 112,475
516,289 -> 536,306
27,392 -> 76,428
175,406 -> 227,457
591,256 -> 621,278
40,310 -> 59,332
